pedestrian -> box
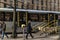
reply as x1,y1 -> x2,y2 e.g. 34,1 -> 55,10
26,20 -> 34,39
1,21 -> 8,39
0,21 -> 2,34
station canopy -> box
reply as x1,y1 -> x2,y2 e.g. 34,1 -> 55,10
0,8 -> 60,14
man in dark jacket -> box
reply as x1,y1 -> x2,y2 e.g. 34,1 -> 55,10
1,21 -> 8,39
26,20 -> 34,39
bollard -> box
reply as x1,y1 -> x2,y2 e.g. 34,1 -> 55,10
21,24 -> 26,40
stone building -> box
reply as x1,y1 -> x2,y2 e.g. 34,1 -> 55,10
0,0 -> 60,11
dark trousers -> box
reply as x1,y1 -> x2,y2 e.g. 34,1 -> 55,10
26,32 -> 33,39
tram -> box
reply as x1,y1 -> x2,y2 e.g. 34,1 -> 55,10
0,8 -> 60,33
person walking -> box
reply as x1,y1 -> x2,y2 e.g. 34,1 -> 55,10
26,20 -> 34,39
1,21 -> 8,39
0,21 -> 2,34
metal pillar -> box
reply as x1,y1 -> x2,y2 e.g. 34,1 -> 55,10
48,13 -> 49,27
12,0 -> 17,38
54,14 -> 56,27
26,12 -> 28,25
43,15 -> 45,22
17,12 -> 20,27
54,14 -> 57,33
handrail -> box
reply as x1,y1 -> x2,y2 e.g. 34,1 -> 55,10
42,20 -> 55,27
38,23 -> 47,27
49,23 -> 54,27
49,20 -> 54,23
45,20 -> 57,27
32,20 -> 56,31
32,22 -> 45,27
32,22 -> 46,29
36,20 -> 48,27
39,20 -> 52,27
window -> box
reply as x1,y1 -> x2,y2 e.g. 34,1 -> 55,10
4,4 -> 6,8
58,0 -> 59,11
41,7 -> 43,10
32,0 -> 34,4
0,13 -> 4,21
36,0 -> 39,10
16,3 -> 18,8
50,0 -> 52,11
19,12 -> 26,25
26,2 -> 29,9
41,0 -> 43,5
46,0 -> 47,10
21,3 -> 24,9
9,0 -> 13,8
41,0 -> 43,10
4,0 -> 7,1
5,13 -> 13,21
0,0 -> 1,7
32,0 -> 34,9
21,0 -> 24,2
29,14 -> 39,21
10,0 -> 13,4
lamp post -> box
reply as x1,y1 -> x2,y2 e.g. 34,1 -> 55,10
12,0 -> 17,38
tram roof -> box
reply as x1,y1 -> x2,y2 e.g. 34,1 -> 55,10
0,8 -> 60,14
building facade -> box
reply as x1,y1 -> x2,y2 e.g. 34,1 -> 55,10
0,0 -> 60,11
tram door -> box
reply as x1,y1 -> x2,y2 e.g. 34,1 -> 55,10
17,12 -> 27,27
48,14 -> 56,27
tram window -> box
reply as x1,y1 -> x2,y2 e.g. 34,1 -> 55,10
29,14 -> 38,21
5,13 -> 13,21
55,15 -> 58,20
0,13 -> 4,21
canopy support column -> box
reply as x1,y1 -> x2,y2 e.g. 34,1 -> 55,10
26,12 -> 28,26
48,13 -> 49,27
17,12 -> 20,27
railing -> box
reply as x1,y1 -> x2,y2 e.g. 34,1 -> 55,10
32,20 -> 58,33
39,20 -> 58,33
32,22 -> 47,32
32,22 -> 45,28
42,20 -> 54,27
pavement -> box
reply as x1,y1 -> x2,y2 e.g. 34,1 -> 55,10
0,33 -> 59,40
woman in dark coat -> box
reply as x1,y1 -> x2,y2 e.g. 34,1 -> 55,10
26,20 -> 34,39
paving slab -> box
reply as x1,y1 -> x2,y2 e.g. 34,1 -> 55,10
0,34 -> 59,40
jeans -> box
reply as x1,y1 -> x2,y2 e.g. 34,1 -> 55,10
1,31 -> 8,39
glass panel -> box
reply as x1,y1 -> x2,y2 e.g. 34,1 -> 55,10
29,14 -> 38,21
39,14 -> 43,22
5,13 -> 13,21
0,13 -> 4,21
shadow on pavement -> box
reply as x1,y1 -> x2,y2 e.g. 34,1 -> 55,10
0,34 -> 48,39
57,32 -> 60,40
